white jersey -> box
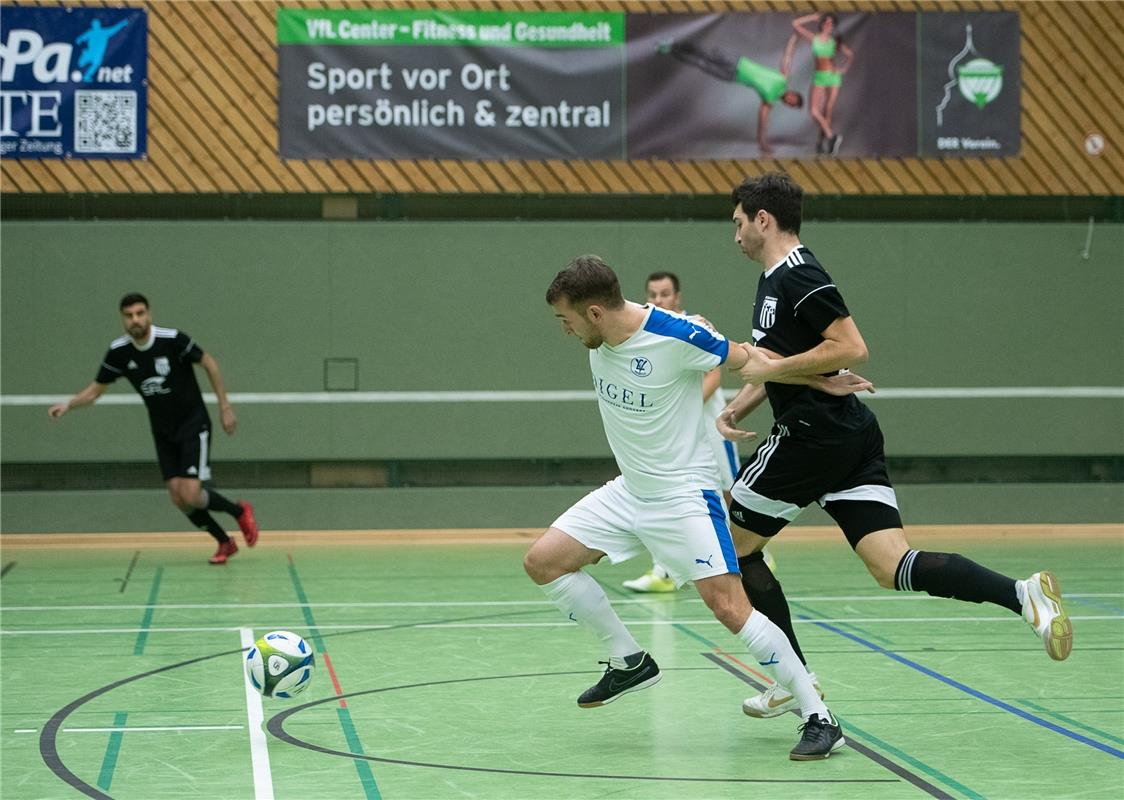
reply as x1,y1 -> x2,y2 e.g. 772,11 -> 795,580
589,305 -> 729,498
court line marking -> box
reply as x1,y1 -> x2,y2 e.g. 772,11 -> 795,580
806,617 -> 1124,760
240,628 -> 275,800
133,566 -> 162,656
96,712 -> 127,793
705,654 -> 962,800
3,593 -> 1119,611
15,725 -> 245,734
3,614 -> 1121,636
5,387 -> 1122,405
287,554 -> 382,800
0,561 -> 15,578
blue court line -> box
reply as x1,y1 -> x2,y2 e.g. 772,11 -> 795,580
1017,698 -> 1124,746
789,599 -> 895,646
96,712 -> 128,791
1069,595 -> 1124,614
802,615 -> 1124,759
601,582 -> 974,797
132,567 -> 163,656
287,555 -> 381,800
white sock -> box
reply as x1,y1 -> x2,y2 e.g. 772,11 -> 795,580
651,563 -> 669,579
542,571 -> 643,666
737,609 -> 829,721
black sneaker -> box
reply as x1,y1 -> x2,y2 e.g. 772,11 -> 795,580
577,652 -> 661,708
789,712 -> 845,760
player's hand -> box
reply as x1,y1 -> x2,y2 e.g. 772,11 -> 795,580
814,370 -> 875,396
716,409 -> 757,442
47,403 -> 68,420
736,346 -> 777,385
220,405 -> 237,435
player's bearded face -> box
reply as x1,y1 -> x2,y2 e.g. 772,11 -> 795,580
121,303 -> 151,340
553,301 -> 603,349
733,204 -> 765,261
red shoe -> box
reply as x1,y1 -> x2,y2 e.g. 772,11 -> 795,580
237,500 -> 259,547
209,539 -> 239,565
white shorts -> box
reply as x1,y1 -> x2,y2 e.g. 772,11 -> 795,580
707,433 -> 739,490
550,476 -> 740,587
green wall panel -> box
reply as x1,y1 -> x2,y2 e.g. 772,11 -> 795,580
2,220 -> 1121,462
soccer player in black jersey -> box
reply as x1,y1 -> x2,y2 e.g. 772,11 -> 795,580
48,293 -> 259,564
716,173 -> 1072,720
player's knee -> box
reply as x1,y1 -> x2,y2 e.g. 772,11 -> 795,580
865,559 -> 897,589
523,547 -> 558,584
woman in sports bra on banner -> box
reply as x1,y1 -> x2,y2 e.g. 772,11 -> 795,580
792,12 -> 853,155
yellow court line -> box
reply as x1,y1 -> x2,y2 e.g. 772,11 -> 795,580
1,524 -> 1121,550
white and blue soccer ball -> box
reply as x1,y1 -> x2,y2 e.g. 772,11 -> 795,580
245,631 -> 315,699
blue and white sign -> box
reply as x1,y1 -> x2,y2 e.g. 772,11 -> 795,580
0,6 -> 147,159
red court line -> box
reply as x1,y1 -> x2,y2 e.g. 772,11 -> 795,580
322,652 -> 348,709
712,647 -> 775,685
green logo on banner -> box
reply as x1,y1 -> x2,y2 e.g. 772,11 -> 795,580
957,58 -> 1003,108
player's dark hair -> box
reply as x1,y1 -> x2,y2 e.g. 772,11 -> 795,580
546,255 -> 625,309
119,292 -> 149,310
646,271 -> 680,292
731,172 -> 803,235
819,13 -> 838,31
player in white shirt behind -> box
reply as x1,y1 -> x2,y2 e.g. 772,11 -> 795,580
523,255 -> 844,760
623,271 -> 775,593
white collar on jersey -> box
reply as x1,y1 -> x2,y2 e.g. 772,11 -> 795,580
763,244 -> 803,279
132,326 -> 157,351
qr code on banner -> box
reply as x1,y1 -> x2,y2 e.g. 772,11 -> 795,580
74,91 -> 137,154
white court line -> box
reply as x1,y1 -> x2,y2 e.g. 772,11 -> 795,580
13,725 -> 244,734
3,387 -> 1122,405
240,628 -> 274,800
3,593 -> 1120,612
2,615 -> 1121,636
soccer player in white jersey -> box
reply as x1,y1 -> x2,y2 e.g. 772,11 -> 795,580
523,255 -> 845,760
624,270 -> 776,593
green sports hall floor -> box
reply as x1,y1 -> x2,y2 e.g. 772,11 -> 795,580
1,525 -> 1121,800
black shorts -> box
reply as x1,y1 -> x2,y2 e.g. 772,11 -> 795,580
153,424 -> 212,482
728,418 -> 902,548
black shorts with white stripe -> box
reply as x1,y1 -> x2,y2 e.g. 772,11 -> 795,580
727,418 -> 902,547
153,423 -> 213,482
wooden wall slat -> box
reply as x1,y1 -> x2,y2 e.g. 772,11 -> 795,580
2,0 -> 1121,196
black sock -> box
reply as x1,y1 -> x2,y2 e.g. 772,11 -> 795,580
895,550 -> 1020,613
186,509 -> 230,543
738,551 -> 807,666
205,489 -> 243,518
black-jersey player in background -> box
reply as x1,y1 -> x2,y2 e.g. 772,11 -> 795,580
49,293 -> 259,564
715,173 -> 1072,721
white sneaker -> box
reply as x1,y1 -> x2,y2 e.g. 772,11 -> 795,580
743,672 -> 824,718
1018,571 -> 1072,661
622,570 -> 676,593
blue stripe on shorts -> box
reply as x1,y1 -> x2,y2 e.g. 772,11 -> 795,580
702,489 -> 739,574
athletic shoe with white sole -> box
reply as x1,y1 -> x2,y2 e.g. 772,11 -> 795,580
789,711 -> 845,760
1018,571 -> 1072,661
577,652 -> 661,707
622,568 -> 676,593
743,672 -> 824,718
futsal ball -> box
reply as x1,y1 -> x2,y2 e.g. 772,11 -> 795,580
245,631 -> 315,699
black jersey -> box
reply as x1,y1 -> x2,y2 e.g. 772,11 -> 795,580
96,326 -> 210,437
751,245 -> 873,436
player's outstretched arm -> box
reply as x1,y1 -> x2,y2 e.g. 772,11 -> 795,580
739,344 -> 874,395
48,381 -> 108,420
198,352 -> 237,435
737,316 -> 868,385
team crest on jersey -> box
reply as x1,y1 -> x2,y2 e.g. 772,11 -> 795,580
630,357 -> 653,377
759,296 -> 778,329
154,356 -> 171,376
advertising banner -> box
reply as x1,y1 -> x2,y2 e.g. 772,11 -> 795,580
278,9 -> 625,159
0,6 -> 148,160
919,12 -> 1021,157
278,8 -> 1019,160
